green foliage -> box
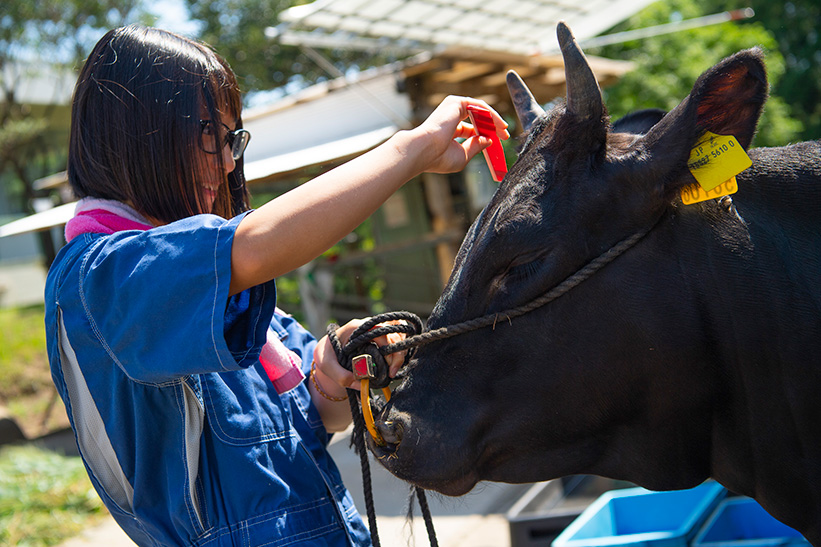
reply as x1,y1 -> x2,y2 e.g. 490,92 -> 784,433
591,0 -> 805,147
0,0 -> 151,220
0,305 -> 49,400
0,0 -> 146,67
716,0 -> 821,139
0,117 -> 48,164
0,445 -> 106,546
187,0 -> 304,92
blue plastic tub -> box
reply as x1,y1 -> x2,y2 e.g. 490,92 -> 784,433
693,497 -> 810,547
552,481 -> 727,547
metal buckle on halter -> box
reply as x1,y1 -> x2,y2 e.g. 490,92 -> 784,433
352,354 -> 376,380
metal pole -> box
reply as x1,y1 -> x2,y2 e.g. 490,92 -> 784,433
577,8 -> 755,50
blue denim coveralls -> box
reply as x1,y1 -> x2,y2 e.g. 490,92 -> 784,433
44,213 -> 371,546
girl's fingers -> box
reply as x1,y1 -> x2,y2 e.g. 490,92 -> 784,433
455,121 -> 476,139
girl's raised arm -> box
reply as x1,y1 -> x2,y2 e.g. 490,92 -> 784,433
229,96 -> 508,296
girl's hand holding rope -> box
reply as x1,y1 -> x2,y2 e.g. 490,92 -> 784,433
310,318 -> 407,431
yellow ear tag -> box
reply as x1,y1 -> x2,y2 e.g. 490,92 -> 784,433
687,131 -> 751,191
680,176 -> 738,205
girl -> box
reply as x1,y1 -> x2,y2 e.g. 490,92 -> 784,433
45,24 -> 506,546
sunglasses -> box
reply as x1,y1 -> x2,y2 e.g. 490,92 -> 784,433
199,119 -> 251,161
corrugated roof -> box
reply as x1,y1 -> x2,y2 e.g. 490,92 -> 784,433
275,0 -> 658,56
270,0 -> 641,116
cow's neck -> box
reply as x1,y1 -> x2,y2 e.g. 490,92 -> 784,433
740,142 -> 821,218
666,155 -> 821,539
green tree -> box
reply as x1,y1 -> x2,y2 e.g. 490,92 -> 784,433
0,0 -> 150,265
590,0 -> 804,147
715,0 -> 820,140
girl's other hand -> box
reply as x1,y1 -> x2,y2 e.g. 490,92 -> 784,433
313,318 -> 408,393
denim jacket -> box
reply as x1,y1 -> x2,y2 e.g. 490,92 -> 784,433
45,213 -> 370,546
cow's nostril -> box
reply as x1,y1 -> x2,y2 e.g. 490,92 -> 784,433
376,417 -> 404,446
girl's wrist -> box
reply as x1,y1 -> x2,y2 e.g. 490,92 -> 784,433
389,127 -> 434,178
310,361 -> 348,402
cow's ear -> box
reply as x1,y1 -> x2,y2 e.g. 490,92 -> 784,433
687,47 -> 768,149
641,48 -> 767,190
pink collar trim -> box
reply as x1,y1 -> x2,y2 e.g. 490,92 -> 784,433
65,199 -> 153,242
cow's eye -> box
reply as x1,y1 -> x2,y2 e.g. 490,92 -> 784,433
506,256 -> 544,279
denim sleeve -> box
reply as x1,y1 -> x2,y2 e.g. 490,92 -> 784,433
78,212 -> 276,383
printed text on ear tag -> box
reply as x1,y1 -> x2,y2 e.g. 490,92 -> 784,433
687,131 -> 751,191
680,176 -> 738,205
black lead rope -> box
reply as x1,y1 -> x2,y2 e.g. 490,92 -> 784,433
324,223 -> 655,547
327,312 -> 438,547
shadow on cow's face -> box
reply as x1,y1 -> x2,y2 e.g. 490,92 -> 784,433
373,22 -> 768,496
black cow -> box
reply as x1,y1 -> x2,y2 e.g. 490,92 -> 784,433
373,23 -> 821,543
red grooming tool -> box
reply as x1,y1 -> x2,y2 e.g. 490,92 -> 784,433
467,105 -> 507,182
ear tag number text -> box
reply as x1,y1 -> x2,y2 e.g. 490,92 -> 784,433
680,176 -> 738,205
687,131 -> 751,191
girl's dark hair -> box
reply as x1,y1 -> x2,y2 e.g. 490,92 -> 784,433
68,25 -> 249,221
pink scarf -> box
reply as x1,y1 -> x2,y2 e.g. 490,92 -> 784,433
65,198 -> 305,394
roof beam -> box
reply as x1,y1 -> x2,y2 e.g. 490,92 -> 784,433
432,61 -> 497,83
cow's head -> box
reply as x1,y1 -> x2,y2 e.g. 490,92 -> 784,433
373,22 -> 768,496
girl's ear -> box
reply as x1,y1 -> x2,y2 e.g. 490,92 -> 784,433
639,48 -> 768,193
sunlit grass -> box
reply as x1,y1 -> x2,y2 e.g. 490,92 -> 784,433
0,304 -> 67,437
0,305 -> 50,399
0,444 -> 107,546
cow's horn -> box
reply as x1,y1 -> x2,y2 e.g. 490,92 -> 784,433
506,70 -> 545,132
557,21 -> 603,121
